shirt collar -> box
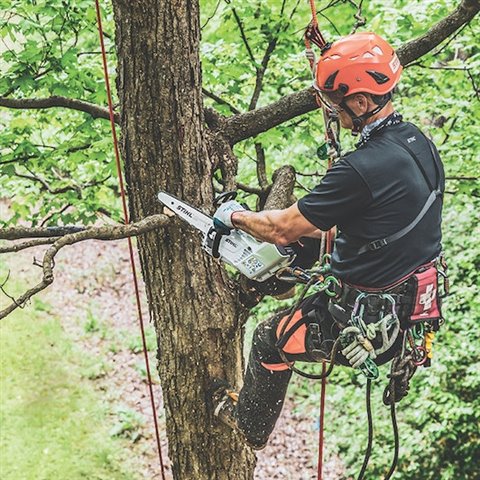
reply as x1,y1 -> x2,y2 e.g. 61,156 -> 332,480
356,111 -> 403,147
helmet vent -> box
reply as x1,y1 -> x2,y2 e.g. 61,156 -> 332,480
372,45 -> 384,55
366,70 -> 390,84
324,70 -> 339,90
362,52 -> 374,58
329,54 -> 341,59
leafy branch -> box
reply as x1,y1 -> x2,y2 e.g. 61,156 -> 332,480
0,214 -> 169,319
13,166 -> 110,197
0,96 -> 117,122
223,0 -> 480,144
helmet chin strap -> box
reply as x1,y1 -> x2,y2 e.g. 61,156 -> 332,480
340,92 -> 392,135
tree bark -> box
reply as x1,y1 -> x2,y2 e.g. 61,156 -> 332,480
111,1 -> 255,479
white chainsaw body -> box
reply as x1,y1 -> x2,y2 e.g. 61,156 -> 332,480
157,192 -> 295,282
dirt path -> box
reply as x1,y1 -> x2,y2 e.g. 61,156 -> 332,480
4,238 -> 344,479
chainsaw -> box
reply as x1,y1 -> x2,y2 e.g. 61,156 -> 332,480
157,191 -> 296,282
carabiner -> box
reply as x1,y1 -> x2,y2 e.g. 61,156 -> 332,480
322,275 -> 339,297
412,323 -> 424,340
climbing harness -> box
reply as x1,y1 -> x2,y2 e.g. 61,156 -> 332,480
93,2 -> 166,478
274,254 -> 449,480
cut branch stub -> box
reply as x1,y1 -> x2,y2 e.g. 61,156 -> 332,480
263,165 -> 296,210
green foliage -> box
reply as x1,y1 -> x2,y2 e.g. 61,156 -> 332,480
109,406 -> 145,443
0,0 -> 121,226
2,0 -> 479,478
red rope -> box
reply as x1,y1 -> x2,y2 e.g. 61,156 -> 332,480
94,2 -> 166,478
317,361 -> 327,480
309,0 -> 318,26
317,143 -> 335,480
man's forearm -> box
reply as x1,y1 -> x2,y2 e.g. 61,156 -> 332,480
231,209 -> 288,244
225,202 -> 319,245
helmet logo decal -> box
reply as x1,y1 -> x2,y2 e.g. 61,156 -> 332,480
389,54 -> 401,73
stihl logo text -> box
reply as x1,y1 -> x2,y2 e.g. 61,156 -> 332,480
176,205 -> 193,218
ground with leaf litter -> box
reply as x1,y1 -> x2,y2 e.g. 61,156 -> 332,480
7,237 -> 346,480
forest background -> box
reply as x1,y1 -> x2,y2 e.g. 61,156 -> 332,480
0,0 -> 479,479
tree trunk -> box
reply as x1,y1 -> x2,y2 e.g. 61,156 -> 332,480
112,1 -> 255,479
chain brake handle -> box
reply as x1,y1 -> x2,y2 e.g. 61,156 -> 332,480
213,190 -> 237,208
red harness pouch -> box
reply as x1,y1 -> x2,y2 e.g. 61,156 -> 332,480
406,265 -> 442,324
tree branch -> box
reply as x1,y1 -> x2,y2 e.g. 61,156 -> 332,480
0,238 -> 57,254
399,0 -> 480,66
1,225 -> 87,240
0,96 -> 118,123
202,88 -> 241,115
14,167 -> 110,197
255,143 -> 269,189
223,88 -> 317,145
349,0 -> 366,34
249,37 -> 278,111
231,7 -> 257,66
223,0 -> 480,144
0,214 -> 169,319
263,165 -> 296,210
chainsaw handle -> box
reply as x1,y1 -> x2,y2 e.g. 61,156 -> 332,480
213,191 -> 237,207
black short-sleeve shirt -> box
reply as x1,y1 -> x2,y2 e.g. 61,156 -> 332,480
297,120 -> 444,287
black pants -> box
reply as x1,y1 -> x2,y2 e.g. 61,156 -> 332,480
235,293 -> 402,447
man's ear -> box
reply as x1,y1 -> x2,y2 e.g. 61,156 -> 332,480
352,93 -> 370,114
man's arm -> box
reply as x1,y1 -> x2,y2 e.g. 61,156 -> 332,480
231,202 -> 319,245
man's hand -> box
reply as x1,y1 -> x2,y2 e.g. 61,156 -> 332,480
213,200 -> 245,234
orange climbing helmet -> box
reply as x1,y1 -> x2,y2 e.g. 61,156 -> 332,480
315,32 -> 402,104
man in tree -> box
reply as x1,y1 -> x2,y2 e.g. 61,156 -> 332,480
211,32 -> 445,450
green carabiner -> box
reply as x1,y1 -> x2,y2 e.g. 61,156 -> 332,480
324,275 -> 340,297
361,358 -> 379,380
412,323 -> 424,340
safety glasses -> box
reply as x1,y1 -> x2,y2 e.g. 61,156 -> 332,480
312,80 -> 348,112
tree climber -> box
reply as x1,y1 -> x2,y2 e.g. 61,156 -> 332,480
211,32 -> 445,450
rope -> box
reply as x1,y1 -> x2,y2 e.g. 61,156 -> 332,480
317,361 -> 327,480
357,379 -> 373,480
94,2 -> 166,478
309,0 -> 318,26
385,383 -> 399,479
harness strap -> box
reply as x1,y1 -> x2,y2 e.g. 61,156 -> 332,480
275,314 -> 311,350
357,189 -> 442,254
356,132 -> 443,255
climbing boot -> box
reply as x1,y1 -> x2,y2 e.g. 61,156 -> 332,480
210,378 -> 267,451
211,379 -> 239,431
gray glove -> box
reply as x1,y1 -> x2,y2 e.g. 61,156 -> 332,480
213,200 -> 245,233
341,329 -> 377,369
